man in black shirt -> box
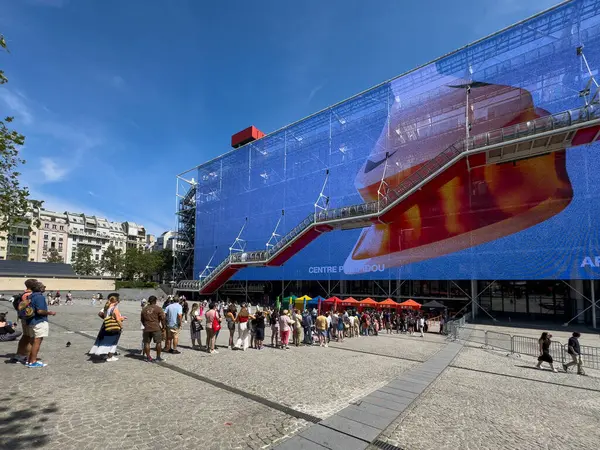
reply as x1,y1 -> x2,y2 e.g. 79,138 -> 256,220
563,332 -> 585,375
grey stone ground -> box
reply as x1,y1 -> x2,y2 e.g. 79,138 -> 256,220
0,300 -> 598,449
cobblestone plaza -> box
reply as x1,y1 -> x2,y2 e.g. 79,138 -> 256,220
0,300 -> 598,449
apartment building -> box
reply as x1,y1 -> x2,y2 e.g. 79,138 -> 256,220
155,231 -> 178,252
38,210 -> 68,262
0,213 -> 39,262
123,222 -> 146,250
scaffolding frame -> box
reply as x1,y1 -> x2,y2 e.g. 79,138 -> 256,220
173,172 -> 197,282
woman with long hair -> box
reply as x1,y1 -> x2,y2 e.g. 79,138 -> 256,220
89,293 -> 124,362
205,302 -> 220,354
234,304 -> 251,351
190,303 -> 203,349
225,304 -> 237,349
536,332 -> 558,372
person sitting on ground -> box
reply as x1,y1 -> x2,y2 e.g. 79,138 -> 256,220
0,312 -> 22,342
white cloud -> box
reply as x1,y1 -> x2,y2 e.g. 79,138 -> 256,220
0,89 -> 33,125
40,157 -> 69,182
307,84 -> 324,103
110,75 -> 125,89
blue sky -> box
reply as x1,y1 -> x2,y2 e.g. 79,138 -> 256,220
0,0 -> 559,235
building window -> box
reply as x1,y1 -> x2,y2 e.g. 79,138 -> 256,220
44,234 -> 48,240
60,225 -> 64,231
52,225 -> 57,230
30,258 -> 34,261
44,224 -> 49,229
58,243 -> 63,251
95,254 -> 99,260
31,240 -> 35,244
50,242 -> 56,249
59,237 -> 63,242
30,249 -> 34,253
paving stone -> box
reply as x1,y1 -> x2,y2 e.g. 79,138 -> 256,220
300,424 -> 368,450
335,405 -> 393,430
275,436 -> 328,449
320,414 -> 382,442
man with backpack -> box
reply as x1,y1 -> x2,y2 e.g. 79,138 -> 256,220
25,281 -> 56,367
11,279 -> 38,364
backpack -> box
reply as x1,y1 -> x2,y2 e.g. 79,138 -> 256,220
16,292 -> 35,320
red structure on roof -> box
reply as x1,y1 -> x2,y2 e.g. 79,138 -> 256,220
231,126 -> 265,149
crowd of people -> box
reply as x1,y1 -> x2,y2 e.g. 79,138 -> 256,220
0,281 -> 589,376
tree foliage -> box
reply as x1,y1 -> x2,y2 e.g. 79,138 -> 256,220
101,244 -> 124,277
72,246 -> 97,276
0,34 -> 40,231
46,247 -> 64,263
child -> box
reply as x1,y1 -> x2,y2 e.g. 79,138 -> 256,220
253,311 -> 265,350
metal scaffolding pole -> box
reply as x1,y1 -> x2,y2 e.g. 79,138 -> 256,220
592,280 -> 597,330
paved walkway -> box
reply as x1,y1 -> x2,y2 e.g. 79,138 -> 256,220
275,340 -> 465,450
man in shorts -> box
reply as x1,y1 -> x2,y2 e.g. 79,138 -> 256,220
11,278 -> 37,364
27,282 -> 57,368
164,298 -> 183,354
141,296 -> 166,362
315,312 -> 328,348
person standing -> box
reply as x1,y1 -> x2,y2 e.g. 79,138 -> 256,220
225,304 -> 237,349
270,309 -> 280,348
182,298 -> 189,324
315,312 -> 328,348
253,311 -> 265,349
235,304 -> 251,351
89,293 -> 123,362
536,332 -> 558,372
292,309 -> 302,347
563,332 -> 585,375
419,316 -> 425,338
141,296 -> 166,362
25,282 -> 56,367
205,302 -> 220,354
278,310 -> 294,350
11,279 -> 37,364
66,291 -> 73,305
189,303 -> 203,350
164,299 -> 183,354
302,310 -> 313,345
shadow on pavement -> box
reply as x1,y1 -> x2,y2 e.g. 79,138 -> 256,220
0,397 -> 54,449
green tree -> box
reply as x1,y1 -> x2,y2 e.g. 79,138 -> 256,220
123,246 -> 143,280
0,34 -> 40,231
159,249 -> 174,281
139,250 -> 163,281
46,247 -> 64,263
101,244 -> 124,277
72,246 -> 97,276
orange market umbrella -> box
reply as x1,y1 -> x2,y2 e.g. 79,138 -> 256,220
359,298 -> 378,307
341,297 -> 359,306
378,298 -> 399,308
398,299 -> 422,310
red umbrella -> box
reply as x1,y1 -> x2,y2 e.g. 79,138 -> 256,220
341,297 -> 359,305
360,298 -> 378,306
378,298 -> 399,309
398,299 -> 422,310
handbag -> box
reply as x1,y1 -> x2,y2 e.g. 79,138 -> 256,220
191,318 -> 203,333
212,313 -> 221,332
103,308 -> 122,335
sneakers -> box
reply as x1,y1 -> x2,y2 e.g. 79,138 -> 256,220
106,356 -> 119,362
171,350 -> 181,355
144,357 -> 154,363
213,350 -> 219,354
155,357 -> 166,362
563,364 -> 568,372
552,368 -> 558,373
324,344 -> 328,348
27,361 -> 47,368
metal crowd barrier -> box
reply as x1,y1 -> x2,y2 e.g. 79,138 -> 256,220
456,326 -> 600,371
